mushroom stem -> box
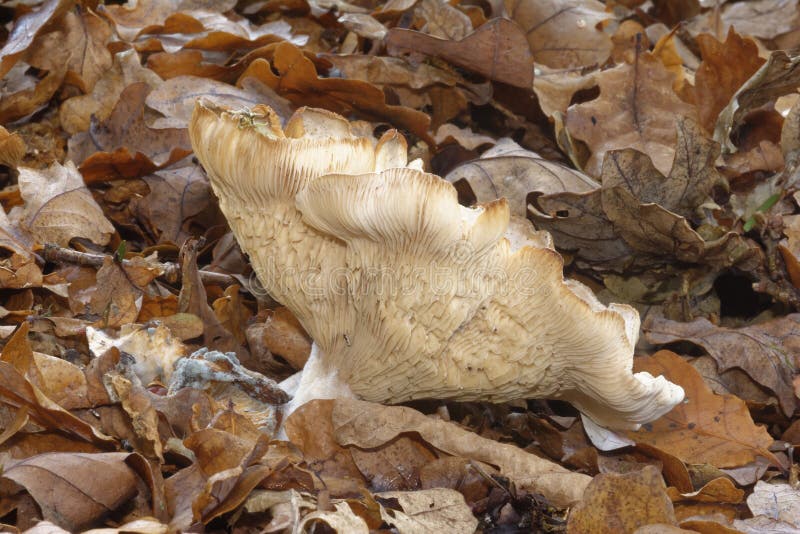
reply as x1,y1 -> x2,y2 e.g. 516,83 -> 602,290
277,343 -> 355,438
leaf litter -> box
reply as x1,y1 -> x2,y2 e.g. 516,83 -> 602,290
1,0 -> 800,532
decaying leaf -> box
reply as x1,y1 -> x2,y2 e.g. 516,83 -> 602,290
446,138 -> 598,217
505,0 -> 613,69
645,315 -> 800,416
567,466 -> 676,532
331,399 -> 591,508
13,161 -> 115,247
565,51 -> 696,177
1,452 -> 142,532
240,42 -> 432,143
385,18 -> 534,89
625,351 -> 776,469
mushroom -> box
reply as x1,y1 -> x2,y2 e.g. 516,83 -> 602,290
189,101 -> 684,431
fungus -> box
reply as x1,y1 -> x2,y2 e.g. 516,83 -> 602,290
189,101 -> 684,431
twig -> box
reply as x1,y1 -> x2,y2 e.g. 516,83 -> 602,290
42,243 -> 240,287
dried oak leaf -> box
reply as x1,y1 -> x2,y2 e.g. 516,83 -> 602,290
645,314 -> 800,417
27,6 -> 113,93
133,12 -> 299,53
90,257 -> 160,328
0,0 -> 73,79
145,75 -> 293,129
599,117 -> 727,220
99,0 -> 238,41
385,18 -> 533,89
13,161 -> 114,247
132,164 -> 213,245
721,0 -> 800,40
240,41 -> 432,143
1,452 -> 142,531
60,49 -> 162,136
0,126 -> 26,168
565,51 -> 697,177
624,351 -> 776,469
567,466 -> 677,532
445,138 -> 598,217
715,50 -> 800,152
693,28 -> 764,134
74,82 -> 192,181
505,0 -> 612,69
530,155 -> 751,272
331,398 -> 591,508
666,477 -> 744,504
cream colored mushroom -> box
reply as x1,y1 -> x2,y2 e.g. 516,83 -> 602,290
189,101 -> 684,431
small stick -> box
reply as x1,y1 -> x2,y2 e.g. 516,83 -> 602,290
42,243 -> 240,287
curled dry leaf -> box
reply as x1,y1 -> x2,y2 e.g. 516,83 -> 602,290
100,0 -> 238,41
386,18 -> 534,89
0,0 -> 72,78
693,28 -> 764,134
133,164 -> 213,245
0,125 -> 26,168
624,351 -> 776,469
73,82 -> 192,181
330,398 -> 591,507
240,42 -> 432,143
721,0 -> 800,40
145,75 -> 293,129
1,452 -> 142,532
565,51 -> 697,177
744,481 -> 800,529
60,49 -> 162,136
645,314 -> 800,416
505,0 -> 612,69
715,50 -> 800,152
666,477 -> 744,504
598,117 -> 728,220
373,489 -> 478,533
13,161 -> 115,247
567,466 -> 677,533
445,138 -> 598,217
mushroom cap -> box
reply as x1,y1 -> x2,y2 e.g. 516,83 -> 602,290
190,102 -> 684,430
296,168 -> 684,428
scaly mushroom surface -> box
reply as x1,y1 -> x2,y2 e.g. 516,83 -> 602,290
189,101 -> 684,430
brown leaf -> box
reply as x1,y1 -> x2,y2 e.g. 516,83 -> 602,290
284,399 -> 366,483
624,351 -> 776,469
178,240 -> 243,356
0,0 -> 73,79
2,452 -> 140,531
241,41 -> 432,143
90,258 -> 159,328
530,183 -> 753,272
666,477 -> 744,504
721,0 -> 800,40
599,117 -> 727,220
693,29 -> 765,134
15,161 -> 115,247
100,0 -> 238,41
716,50 -> 800,152
505,0 -> 613,69
0,63 -> 66,125
385,18 -> 533,89
373,489 -> 478,533
331,398 -> 591,507
89,81 -> 190,164
565,51 -> 697,177
350,435 -> 437,492
567,466 -> 677,533
246,307 -> 312,374
27,7 -> 113,93
144,75 -> 293,129
0,126 -> 26,168
132,164 -> 213,245
446,138 -> 598,217
60,49 -> 162,135
645,315 -> 800,416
